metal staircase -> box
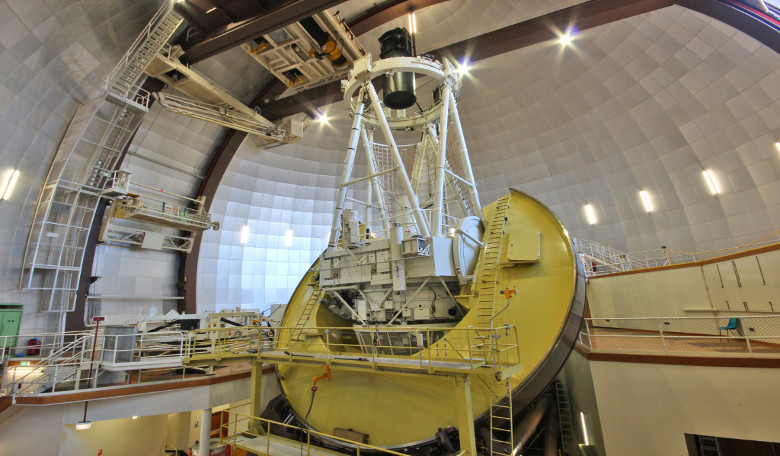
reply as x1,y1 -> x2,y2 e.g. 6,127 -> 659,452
1,335 -> 90,395
19,1 -> 182,314
487,381 -> 514,456
474,195 -> 511,330
105,1 -> 183,104
554,380 -> 577,456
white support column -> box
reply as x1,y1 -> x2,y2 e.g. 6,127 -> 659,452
448,91 -> 482,215
365,82 -> 430,238
432,84 -> 452,236
198,407 -> 212,456
328,88 -> 366,250
361,128 -> 390,235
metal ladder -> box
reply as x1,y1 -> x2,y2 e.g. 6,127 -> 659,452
287,288 -> 321,344
487,381 -> 514,456
554,380 -> 577,456
474,194 -> 510,329
471,195 -> 510,361
105,1 -> 183,102
699,435 -> 721,456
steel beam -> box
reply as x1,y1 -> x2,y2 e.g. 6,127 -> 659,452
181,0 -> 348,64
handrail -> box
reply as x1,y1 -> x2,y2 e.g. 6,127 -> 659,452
105,0 -> 173,93
580,315 -> 780,356
220,410 -> 409,456
184,324 -> 522,376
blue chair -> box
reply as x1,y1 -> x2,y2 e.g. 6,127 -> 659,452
717,318 -> 739,337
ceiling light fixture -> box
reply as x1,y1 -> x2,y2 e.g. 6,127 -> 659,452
1,169 -> 20,200
75,421 -> 92,430
315,112 -> 328,124
408,12 -> 417,34
584,204 -> 597,225
457,59 -> 470,75
240,225 -> 249,244
132,416 -> 138,420
703,169 -> 719,195
639,190 -> 653,212
560,26 -> 578,46
285,229 -> 294,247
775,141 -> 780,153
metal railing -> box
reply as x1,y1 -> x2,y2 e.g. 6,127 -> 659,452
1,330 -> 188,399
184,325 -> 521,377
579,316 -> 780,356
218,410 -> 411,456
575,237 -> 780,277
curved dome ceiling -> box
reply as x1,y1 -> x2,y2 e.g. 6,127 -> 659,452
198,5 -> 780,313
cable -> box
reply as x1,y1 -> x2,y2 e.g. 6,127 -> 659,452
304,386 -> 317,421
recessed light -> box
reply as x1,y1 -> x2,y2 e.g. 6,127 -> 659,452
580,412 -> 590,445
240,225 -> 249,244
639,190 -> 653,212
584,204 -> 597,225
408,12 -> 417,34
703,169 -> 719,195
1,169 -> 20,200
285,229 -> 294,247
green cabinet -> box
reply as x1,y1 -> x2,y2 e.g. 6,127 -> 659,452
0,306 -> 22,358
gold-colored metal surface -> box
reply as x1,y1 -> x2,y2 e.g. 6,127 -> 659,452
276,189 -> 580,448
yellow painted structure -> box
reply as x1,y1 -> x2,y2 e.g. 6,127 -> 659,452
273,189 -> 584,449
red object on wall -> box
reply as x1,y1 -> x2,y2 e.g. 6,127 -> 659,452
27,338 -> 40,356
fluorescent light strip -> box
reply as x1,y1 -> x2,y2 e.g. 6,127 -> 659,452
408,12 -> 417,34
702,169 -> 719,195
580,412 -> 590,445
584,204 -> 597,225
285,229 -> 294,247
240,225 -> 249,244
2,170 -> 20,200
639,190 -> 653,212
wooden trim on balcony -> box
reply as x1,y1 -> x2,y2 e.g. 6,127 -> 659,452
9,365 -> 274,406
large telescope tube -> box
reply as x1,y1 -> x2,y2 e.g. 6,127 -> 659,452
378,27 -> 416,109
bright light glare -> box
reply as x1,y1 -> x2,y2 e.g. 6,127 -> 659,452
580,412 -> 590,445
703,169 -> 719,195
240,225 -> 249,244
775,141 -> 780,153
560,33 -> 573,45
132,416 -> 138,420
584,204 -> 597,225
76,421 -> 92,430
315,113 -> 329,124
449,227 -> 456,235
457,59 -> 470,75
639,190 -> 654,212
1,169 -> 20,200
285,229 -> 294,247
408,12 -> 417,34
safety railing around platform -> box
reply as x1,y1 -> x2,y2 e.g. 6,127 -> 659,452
218,409 -> 411,456
579,316 -> 780,356
184,325 -> 521,377
1,330 -> 187,398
